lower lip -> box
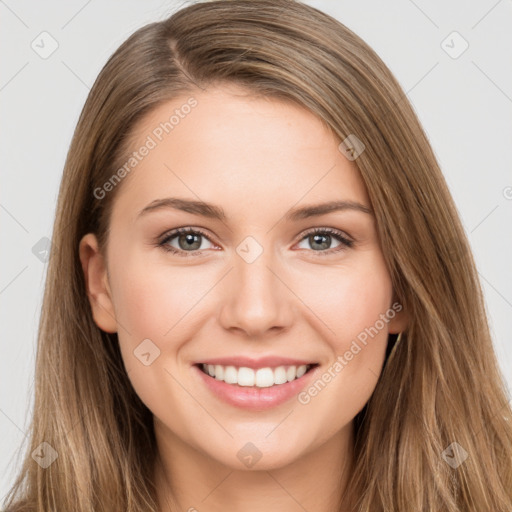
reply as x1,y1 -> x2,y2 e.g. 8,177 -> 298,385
192,364 -> 320,410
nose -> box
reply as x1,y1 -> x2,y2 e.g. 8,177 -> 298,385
218,242 -> 294,339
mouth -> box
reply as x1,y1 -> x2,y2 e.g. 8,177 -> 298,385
192,361 -> 321,410
194,362 -> 320,388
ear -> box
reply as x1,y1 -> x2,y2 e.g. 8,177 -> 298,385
79,233 -> 118,333
387,292 -> 408,335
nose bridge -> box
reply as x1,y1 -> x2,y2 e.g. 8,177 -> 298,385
218,234 -> 293,335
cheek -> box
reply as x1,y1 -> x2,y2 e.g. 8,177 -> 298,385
295,255 -> 393,346
108,252 -> 212,413
111,252 -> 211,342
294,257 -> 393,421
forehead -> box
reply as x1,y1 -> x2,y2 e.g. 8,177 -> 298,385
110,85 -> 370,224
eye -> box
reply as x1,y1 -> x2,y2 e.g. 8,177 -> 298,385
157,226 -> 354,257
157,227 -> 216,256
295,227 -> 353,255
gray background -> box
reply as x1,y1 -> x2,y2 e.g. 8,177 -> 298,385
1,0 -> 511,499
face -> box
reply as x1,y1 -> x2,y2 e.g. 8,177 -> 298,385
80,84 -> 406,471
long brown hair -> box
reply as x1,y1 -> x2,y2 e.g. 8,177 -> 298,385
3,1 -> 511,510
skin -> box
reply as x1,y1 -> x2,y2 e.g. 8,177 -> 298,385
79,84 -> 407,512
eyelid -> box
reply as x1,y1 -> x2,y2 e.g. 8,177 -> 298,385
158,226 -> 213,243
298,226 -> 353,244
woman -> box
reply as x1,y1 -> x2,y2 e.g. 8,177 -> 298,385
3,0 -> 511,510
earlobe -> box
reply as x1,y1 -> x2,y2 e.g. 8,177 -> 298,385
387,293 -> 408,334
388,311 -> 408,335
78,233 -> 118,333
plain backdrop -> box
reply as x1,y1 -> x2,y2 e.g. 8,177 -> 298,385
1,0 -> 511,499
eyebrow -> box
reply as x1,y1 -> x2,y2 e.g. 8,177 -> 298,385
137,197 -> 373,222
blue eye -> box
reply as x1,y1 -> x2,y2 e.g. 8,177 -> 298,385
157,227 -> 353,257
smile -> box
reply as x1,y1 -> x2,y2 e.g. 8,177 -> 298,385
198,363 -> 316,387
193,363 -> 320,410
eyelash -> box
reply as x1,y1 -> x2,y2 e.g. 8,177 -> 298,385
156,226 -> 354,257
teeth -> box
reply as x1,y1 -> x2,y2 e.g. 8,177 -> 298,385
201,363 -> 312,387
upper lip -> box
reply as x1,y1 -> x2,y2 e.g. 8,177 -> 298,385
195,356 -> 318,369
